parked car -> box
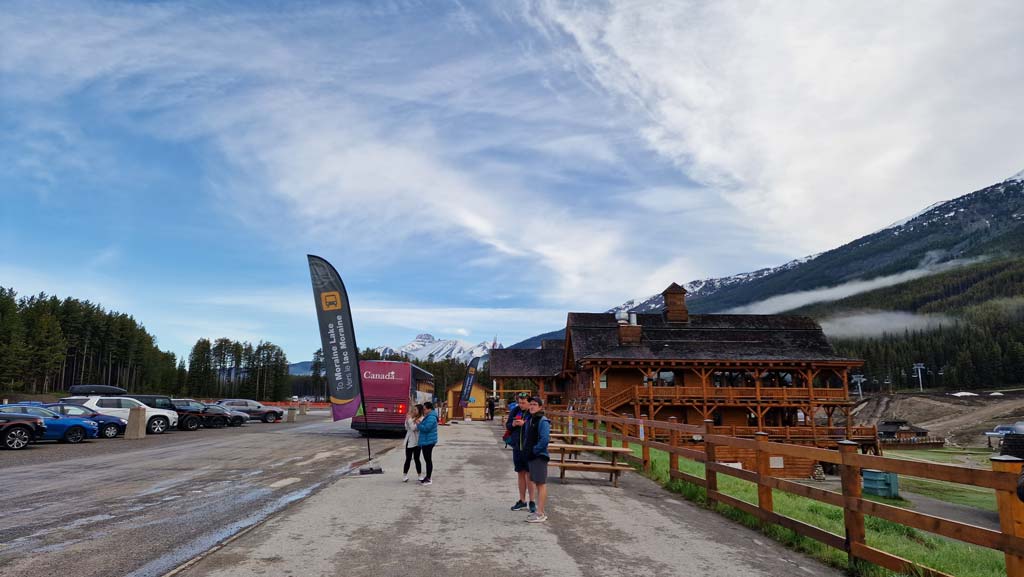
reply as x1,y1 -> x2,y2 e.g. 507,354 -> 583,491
202,404 -> 247,427
1,414 -> 47,450
43,402 -> 127,439
122,394 -> 178,413
171,399 -> 232,429
986,423 -> 1024,438
0,404 -> 99,443
215,399 -> 285,423
62,396 -> 179,434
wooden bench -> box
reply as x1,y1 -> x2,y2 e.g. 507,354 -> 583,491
547,443 -> 634,487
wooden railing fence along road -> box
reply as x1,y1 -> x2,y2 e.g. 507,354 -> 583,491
546,410 -> 1024,577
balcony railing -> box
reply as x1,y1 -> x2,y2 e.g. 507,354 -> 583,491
632,385 -> 848,404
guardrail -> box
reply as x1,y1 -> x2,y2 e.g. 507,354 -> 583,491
547,410 -> 1024,577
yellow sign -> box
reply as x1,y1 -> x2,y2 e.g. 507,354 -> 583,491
321,291 -> 342,311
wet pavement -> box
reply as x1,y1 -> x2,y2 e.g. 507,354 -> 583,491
175,421 -> 843,577
0,412 -> 400,577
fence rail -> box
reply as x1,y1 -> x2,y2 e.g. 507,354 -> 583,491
547,410 -> 1024,577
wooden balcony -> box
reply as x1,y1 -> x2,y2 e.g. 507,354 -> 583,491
605,385 -> 848,411
708,425 -> 878,445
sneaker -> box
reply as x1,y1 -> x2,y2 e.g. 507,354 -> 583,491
510,500 -> 528,511
420,479 -> 432,486
418,476 -> 425,482
402,475 -> 409,482
528,501 -> 537,514
526,514 -> 548,523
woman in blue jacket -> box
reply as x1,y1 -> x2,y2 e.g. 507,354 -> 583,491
417,401 -> 439,485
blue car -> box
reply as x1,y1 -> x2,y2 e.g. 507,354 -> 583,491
0,404 -> 100,443
44,403 -> 128,439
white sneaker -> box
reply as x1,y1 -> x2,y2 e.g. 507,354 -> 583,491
418,476 -> 425,482
403,475 -> 409,482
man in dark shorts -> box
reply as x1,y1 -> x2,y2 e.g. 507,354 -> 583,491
506,392 -> 534,512
524,396 -> 551,523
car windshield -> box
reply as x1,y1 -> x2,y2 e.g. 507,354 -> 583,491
17,406 -> 59,417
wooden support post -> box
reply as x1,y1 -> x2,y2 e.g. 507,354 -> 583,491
755,432 -> 773,521
620,413 -> 631,449
704,419 -> 718,508
838,440 -> 865,568
668,417 -> 680,475
992,455 -> 1024,577
640,414 -> 651,473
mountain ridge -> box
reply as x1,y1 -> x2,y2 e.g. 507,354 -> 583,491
510,170 -> 1024,349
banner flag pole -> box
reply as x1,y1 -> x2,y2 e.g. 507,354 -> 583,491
307,254 -> 381,474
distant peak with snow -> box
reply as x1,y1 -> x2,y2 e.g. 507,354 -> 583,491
1007,169 -> 1024,183
375,334 -> 499,364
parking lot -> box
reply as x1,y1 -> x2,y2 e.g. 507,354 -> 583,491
0,412 -> 400,577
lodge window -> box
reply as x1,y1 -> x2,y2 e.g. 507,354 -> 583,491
658,371 -> 674,384
599,373 -> 607,389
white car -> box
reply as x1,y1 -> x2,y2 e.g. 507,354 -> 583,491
63,396 -> 179,434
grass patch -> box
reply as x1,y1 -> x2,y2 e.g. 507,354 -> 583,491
899,477 -> 998,512
579,429 -> 1006,577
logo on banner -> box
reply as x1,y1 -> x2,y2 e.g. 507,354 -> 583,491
320,291 -> 342,311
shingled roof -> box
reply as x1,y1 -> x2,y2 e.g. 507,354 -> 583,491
489,347 -> 564,378
567,312 -> 858,364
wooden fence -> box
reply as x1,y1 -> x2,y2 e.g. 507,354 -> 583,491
547,410 -> 1024,577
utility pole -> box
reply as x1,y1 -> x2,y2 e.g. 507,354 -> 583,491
912,363 -> 926,392
851,374 -> 866,399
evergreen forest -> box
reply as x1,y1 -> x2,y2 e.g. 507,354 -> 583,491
0,287 -> 291,401
797,258 -> 1024,391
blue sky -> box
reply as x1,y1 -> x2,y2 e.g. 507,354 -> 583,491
2,1 -> 1023,364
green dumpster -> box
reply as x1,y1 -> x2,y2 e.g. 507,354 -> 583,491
862,468 -> 899,498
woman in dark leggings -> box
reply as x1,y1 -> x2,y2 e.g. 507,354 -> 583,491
403,404 -> 424,482
417,401 -> 439,485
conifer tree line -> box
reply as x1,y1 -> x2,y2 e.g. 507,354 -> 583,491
0,288 -> 178,393
831,298 -> 1024,391
184,337 -> 290,401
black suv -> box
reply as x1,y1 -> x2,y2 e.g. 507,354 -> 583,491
215,399 -> 284,423
172,399 -> 231,430
1,414 -> 46,450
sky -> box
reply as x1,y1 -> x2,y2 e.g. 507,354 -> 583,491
2,1 -> 1023,364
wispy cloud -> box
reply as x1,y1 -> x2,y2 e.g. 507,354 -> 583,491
820,311 -> 954,338
727,257 -> 986,314
528,0 -> 1024,254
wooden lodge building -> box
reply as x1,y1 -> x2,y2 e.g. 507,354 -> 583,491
490,283 -> 879,476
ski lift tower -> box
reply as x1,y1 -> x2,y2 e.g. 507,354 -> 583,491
912,363 -> 926,392
851,374 -> 866,399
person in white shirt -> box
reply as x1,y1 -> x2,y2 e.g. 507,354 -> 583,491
403,404 -> 424,482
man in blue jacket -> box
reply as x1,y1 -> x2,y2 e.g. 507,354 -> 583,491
506,392 -> 535,512
417,402 -> 439,485
524,396 -> 551,523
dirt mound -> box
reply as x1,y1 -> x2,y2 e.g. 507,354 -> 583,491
850,392 -> 1024,447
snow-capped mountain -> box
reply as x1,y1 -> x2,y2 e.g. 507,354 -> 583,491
607,254 -> 821,314
375,334 -> 499,364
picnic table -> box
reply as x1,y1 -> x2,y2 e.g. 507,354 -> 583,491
550,433 -> 586,443
547,443 -> 633,487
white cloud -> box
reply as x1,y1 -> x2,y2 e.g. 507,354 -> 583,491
529,0 -> 1024,254
0,1 -> 708,309
819,311 -> 953,338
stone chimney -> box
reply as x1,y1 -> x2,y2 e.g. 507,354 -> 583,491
618,313 -> 642,345
662,283 -> 689,323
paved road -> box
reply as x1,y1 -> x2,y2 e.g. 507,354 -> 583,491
178,421 -> 843,577
0,413 -> 399,577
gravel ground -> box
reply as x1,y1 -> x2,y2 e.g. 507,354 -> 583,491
0,412 -> 400,577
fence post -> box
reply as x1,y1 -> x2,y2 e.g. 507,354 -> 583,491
755,432 -> 773,522
640,414 -> 651,473
620,413 -> 630,450
838,440 -> 865,568
992,455 -> 1024,577
668,417 -> 679,475
704,419 -> 717,508
607,416 -> 615,448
